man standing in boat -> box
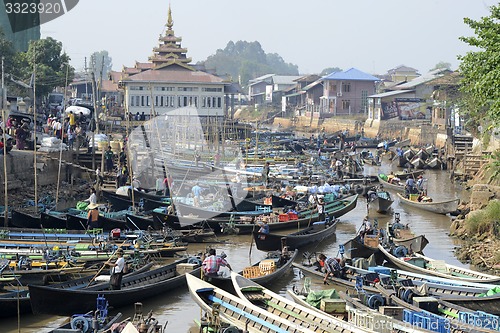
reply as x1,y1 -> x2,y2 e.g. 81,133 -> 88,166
262,162 -> 270,187
192,183 -> 202,207
107,248 -> 125,290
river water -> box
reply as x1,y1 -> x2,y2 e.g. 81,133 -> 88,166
4,158 -> 466,332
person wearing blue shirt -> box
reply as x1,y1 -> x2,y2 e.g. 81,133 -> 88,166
258,220 -> 269,234
192,183 -> 202,207
405,176 -> 416,195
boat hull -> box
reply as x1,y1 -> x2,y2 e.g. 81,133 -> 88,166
396,193 -> 459,214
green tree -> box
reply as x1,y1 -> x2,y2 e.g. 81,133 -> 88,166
0,28 -> 15,75
90,50 -> 113,79
18,37 -> 75,98
201,40 -> 299,86
320,67 -> 342,76
458,4 -> 500,124
430,61 -> 452,71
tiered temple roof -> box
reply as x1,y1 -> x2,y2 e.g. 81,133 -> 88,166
148,5 -> 193,70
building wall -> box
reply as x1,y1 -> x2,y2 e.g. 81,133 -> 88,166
125,82 -> 225,117
322,80 -> 375,115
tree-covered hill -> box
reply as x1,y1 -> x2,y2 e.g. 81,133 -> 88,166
199,41 -> 299,85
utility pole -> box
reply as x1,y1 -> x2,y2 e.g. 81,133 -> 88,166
84,57 -> 88,100
1,57 -> 8,228
91,56 -> 97,172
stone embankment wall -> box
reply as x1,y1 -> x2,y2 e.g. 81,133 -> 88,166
274,116 -> 445,146
0,151 -> 89,190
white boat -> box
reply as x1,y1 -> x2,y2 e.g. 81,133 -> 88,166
186,274 -> 317,333
230,272 -> 371,333
378,244 -> 500,284
396,193 -> 459,214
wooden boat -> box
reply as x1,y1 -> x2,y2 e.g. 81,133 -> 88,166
378,244 -> 500,283
374,285 -> 495,333
154,194 -> 357,235
224,194 -> 358,235
29,258 -> 201,315
394,169 -> 424,180
102,190 -> 166,212
286,288 -> 430,333
231,272 -> 371,333
253,218 -> 338,251
125,213 -> 162,230
294,261 -> 500,317
271,194 -> 297,208
204,249 -> 298,290
0,290 -> 32,319
410,157 -> 426,169
343,171 -> 379,183
65,211 -> 128,231
186,274 -> 319,333
377,174 -> 405,192
396,193 -> 459,214
426,157 -> 442,169
11,209 -> 43,229
367,189 -> 393,213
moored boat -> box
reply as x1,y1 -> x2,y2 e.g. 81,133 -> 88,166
378,244 -> 500,284
253,218 -> 338,251
186,274 -> 317,333
29,258 -> 201,315
396,193 -> 459,214
231,272 -> 371,333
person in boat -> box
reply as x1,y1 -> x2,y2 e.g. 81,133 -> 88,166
194,150 -> 201,167
416,175 -> 425,192
318,254 -> 345,282
87,203 -> 100,229
359,216 -> 373,241
262,162 -> 270,186
405,175 -> 416,196
107,248 -> 125,290
192,183 -> 203,207
84,187 -> 97,205
202,249 -> 232,279
258,219 -> 269,234
387,171 -> 401,184
315,196 -> 326,221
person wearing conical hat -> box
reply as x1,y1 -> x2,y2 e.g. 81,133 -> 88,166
87,203 -> 99,229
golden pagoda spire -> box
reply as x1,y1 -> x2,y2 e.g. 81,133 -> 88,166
166,4 -> 173,30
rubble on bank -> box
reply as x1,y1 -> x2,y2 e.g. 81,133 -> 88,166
450,185 -> 500,272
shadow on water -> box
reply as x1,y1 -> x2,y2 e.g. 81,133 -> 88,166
5,158 -> 470,332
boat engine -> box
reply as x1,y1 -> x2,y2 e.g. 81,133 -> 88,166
359,293 -> 385,309
70,315 -> 92,333
392,245 -> 408,257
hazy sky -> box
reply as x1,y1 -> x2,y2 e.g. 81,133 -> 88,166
40,0 -> 497,76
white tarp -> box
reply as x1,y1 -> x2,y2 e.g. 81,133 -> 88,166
65,105 -> 91,116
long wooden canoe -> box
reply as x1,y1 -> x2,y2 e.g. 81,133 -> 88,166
231,272 -> 371,333
378,244 -> 500,283
29,258 -> 201,315
186,274 -> 318,333
253,218 -> 338,252
396,193 -> 459,214
204,249 -> 298,290
377,175 -> 406,192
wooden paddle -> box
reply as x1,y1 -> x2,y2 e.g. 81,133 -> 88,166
85,240 -> 127,288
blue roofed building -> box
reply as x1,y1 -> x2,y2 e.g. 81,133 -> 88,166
319,68 -> 380,117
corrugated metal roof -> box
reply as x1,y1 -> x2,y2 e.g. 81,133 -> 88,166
248,74 -> 275,84
302,79 -> 323,91
322,68 -> 380,81
284,91 -> 306,98
272,75 -> 302,85
394,68 -> 451,89
369,90 -> 414,98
